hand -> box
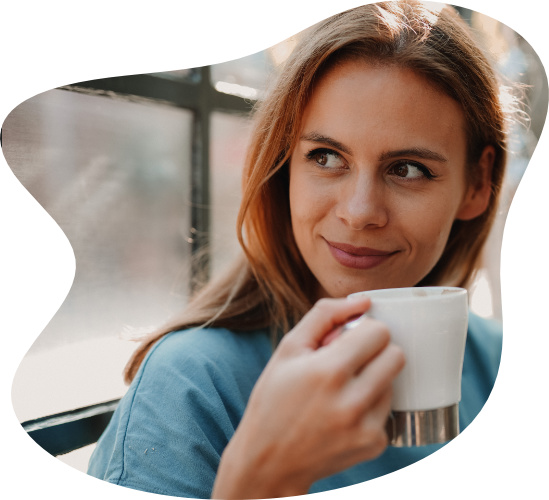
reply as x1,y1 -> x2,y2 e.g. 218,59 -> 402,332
212,296 -> 405,499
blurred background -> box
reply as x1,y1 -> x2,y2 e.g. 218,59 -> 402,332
2,4 -> 547,472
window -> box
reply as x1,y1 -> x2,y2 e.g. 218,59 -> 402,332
3,45 -> 282,471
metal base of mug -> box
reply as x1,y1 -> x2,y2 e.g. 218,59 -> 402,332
386,404 -> 459,447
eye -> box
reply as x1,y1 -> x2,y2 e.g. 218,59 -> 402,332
306,148 -> 347,169
389,161 -> 435,180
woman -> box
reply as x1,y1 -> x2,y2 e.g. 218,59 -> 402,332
88,1 -> 513,498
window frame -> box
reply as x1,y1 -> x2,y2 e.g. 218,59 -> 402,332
61,67 -> 257,290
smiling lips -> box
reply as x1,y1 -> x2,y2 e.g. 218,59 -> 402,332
325,239 -> 398,269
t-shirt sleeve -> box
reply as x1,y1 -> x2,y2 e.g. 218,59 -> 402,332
88,328 -> 269,498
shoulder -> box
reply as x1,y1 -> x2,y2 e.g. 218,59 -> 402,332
456,312 -> 503,430
461,312 -> 502,417
466,312 -> 503,372
468,312 -> 503,341
153,325 -> 272,361
142,326 -> 272,385
126,326 -> 273,417
89,327 -> 272,497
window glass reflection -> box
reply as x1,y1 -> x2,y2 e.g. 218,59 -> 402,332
4,89 -> 193,353
4,89 -> 193,423
210,111 -> 253,276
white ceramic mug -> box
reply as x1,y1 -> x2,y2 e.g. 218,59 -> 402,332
347,286 -> 468,445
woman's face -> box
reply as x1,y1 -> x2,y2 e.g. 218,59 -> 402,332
289,60 -> 482,299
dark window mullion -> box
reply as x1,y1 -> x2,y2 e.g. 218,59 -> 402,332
65,74 -> 256,114
210,90 -> 256,114
65,74 -> 202,110
189,66 -> 212,290
64,69 -> 257,293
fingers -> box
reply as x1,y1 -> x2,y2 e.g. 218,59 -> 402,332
329,388 -> 394,469
363,387 -> 393,431
280,298 -> 403,398
346,343 -> 405,411
349,389 -> 393,461
286,296 -> 371,350
317,318 -> 392,376
329,344 -> 403,462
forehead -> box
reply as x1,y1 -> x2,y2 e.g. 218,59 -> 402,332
300,60 -> 467,160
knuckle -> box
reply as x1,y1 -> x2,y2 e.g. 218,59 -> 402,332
358,318 -> 390,344
373,432 -> 389,455
387,343 -> 406,370
314,298 -> 334,315
277,332 -> 299,354
338,391 -> 377,428
333,402 -> 362,430
360,423 -> 389,456
313,361 -> 348,388
329,367 -> 350,389
359,426 -> 380,447
343,400 -> 367,426
369,319 -> 391,341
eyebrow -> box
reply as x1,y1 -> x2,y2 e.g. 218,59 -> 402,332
379,147 -> 448,163
299,132 -> 352,155
299,132 -> 448,163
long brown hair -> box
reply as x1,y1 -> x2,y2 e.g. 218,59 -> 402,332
124,1 -> 515,383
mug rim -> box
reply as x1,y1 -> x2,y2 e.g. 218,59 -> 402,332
348,286 -> 467,302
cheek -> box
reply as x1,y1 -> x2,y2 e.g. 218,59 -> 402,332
407,205 -> 457,254
289,170 -> 331,236
289,171 -> 309,247
290,194 -> 324,246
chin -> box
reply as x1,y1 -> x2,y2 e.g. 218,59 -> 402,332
320,277 -> 421,299
318,281 -> 379,299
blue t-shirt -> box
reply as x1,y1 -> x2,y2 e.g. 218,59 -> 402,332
88,313 -> 502,498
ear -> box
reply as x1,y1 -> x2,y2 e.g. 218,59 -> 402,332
455,145 -> 495,221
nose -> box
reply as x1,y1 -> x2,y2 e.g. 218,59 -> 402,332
335,173 -> 389,230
